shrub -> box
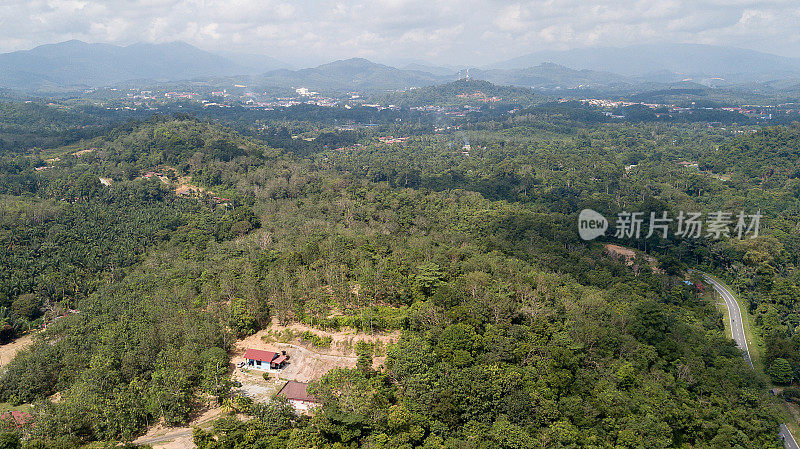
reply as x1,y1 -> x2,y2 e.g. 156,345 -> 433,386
783,387 -> 800,402
300,330 -> 332,348
768,358 -> 793,385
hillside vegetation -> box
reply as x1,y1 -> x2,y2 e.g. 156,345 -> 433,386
0,110 -> 797,448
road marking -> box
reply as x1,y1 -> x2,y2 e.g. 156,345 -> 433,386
782,424 -> 800,449
704,274 -> 751,366
700,272 -> 797,448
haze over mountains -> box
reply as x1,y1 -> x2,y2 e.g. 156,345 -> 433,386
254,58 -> 448,93
1,40 -> 800,95
0,40 -> 285,92
490,44 -> 800,80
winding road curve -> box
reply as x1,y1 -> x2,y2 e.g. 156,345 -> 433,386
698,271 -> 797,449
701,273 -> 752,368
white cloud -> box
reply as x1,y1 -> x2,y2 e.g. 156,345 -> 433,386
0,0 -> 798,65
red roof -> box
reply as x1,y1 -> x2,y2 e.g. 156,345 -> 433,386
0,411 -> 32,427
273,355 -> 287,365
278,381 -> 319,403
244,349 -> 278,362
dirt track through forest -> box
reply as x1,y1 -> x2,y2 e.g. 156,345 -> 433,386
0,334 -> 34,368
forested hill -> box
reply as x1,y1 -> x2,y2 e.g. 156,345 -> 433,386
0,114 -> 789,447
700,125 -> 800,182
374,78 -> 537,106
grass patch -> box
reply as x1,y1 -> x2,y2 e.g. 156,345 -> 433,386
710,290 -> 731,334
0,402 -> 33,414
787,418 -> 800,445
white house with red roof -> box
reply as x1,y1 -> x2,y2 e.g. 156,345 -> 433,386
244,348 -> 288,370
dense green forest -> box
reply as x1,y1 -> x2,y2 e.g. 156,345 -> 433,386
0,102 -> 798,448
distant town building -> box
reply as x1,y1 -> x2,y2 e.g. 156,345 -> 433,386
379,136 -> 409,144
295,87 -> 318,96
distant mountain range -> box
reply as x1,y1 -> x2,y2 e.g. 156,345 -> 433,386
255,58 -> 450,93
489,43 -> 800,82
472,63 -> 632,89
0,40 -> 284,91
251,59 -> 656,94
218,51 -> 288,74
1,40 -> 799,97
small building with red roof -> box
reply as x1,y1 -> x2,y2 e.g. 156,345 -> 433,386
244,348 -> 288,370
278,380 -> 320,413
0,411 -> 32,429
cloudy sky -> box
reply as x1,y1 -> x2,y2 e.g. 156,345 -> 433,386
1,0 -> 799,66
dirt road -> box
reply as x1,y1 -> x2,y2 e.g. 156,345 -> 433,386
0,334 -> 35,368
133,407 -> 222,449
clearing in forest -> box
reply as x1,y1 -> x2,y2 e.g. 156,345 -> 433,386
71,148 -> 95,157
133,406 -> 223,449
604,243 -> 663,273
231,320 -> 399,401
0,334 -> 35,368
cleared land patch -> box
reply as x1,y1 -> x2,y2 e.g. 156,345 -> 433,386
0,334 -> 35,368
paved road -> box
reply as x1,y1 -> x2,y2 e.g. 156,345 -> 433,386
701,273 -> 752,367
781,424 -> 800,449
699,271 -> 798,448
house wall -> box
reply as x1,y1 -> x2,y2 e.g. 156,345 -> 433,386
245,358 -> 287,371
246,358 -> 269,370
290,399 -> 319,413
